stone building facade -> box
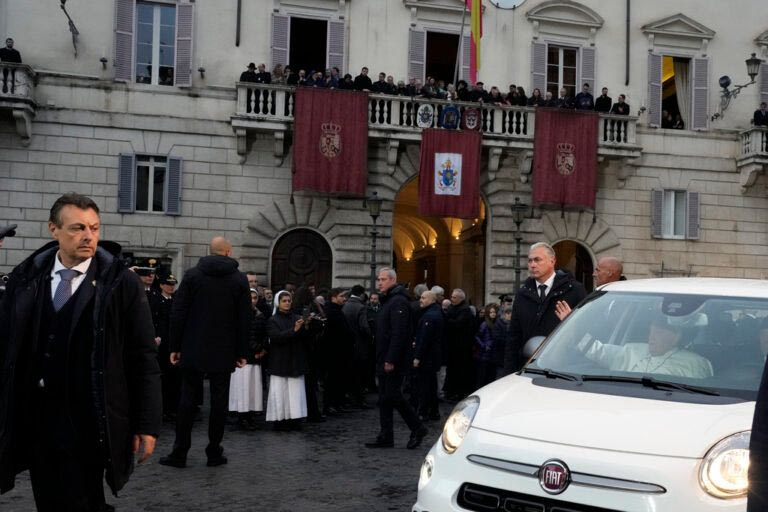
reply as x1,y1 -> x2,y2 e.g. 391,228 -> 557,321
1,0 -> 768,305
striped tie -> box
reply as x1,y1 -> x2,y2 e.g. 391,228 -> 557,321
53,268 -> 81,312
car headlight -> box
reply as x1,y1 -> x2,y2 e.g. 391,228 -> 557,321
418,454 -> 435,491
699,431 -> 750,499
441,396 -> 480,454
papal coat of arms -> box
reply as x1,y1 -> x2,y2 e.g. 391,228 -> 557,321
440,105 -> 460,130
319,122 -> 342,159
434,152 -> 462,196
555,142 -> 575,176
462,107 -> 480,130
417,104 -> 435,128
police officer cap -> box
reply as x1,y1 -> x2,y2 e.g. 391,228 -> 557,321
159,274 -> 177,286
0,224 -> 17,239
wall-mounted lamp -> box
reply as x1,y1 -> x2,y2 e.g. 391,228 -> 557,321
100,56 -> 108,69
198,66 -> 206,79
712,53 -> 763,121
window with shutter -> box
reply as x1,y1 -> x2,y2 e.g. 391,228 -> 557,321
686,191 -> 700,240
651,189 -> 663,238
174,3 -> 194,87
165,156 -> 182,216
761,62 -> 768,107
118,153 -> 136,213
271,14 -> 290,69
580,47 -> 596,92
530,41 -> 546,94
460,34 -> 471,83
327,21 -> 345,73
691,58 -> 709,131
114,0 -> 135,82
408,29 -> 426,82
647,53 -> 662,128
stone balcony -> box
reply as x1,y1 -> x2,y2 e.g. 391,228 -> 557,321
0,63 -> 36,146
738,126 -> 768,193
230,83 -> 642,173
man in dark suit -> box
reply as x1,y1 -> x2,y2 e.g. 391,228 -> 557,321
412,290 -> 444,422
365,267 -> 427,449
0,193 -> 161,511
504,242 -> 586,374
610,94 -> 630,115
159,237 -> 250,468
754,102 -> 768,127
594,87 -> 612,113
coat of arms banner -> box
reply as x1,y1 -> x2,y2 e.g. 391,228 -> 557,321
532,108 -> 599,210
418,128 -> 481,218
292,88 -> 368,196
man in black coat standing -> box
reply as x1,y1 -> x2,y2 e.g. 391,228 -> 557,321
159,237 -> 249,468
365,267 -> 427,449
594,87 -> 612,113
342,285 -> 372,407
353,66 -> 373,91
754,102 -> 768,127
504,242 -> 586,375
0,193 -> 161,511
412,290 -> 444,422
322,288 -> 352,413
443,289 -> 476,401
750,364 -> 768,510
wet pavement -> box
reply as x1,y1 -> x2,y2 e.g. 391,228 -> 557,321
0,395 -> 453,511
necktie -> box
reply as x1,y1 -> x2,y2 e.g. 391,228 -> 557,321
53,268 -> 81,312
538,284 -> 547,303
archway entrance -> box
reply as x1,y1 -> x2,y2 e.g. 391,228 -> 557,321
392,178 -> 486,307
271,229 -> 332,290
553,240 -> 594,292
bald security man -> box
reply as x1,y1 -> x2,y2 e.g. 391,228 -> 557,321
554,256 -> 624,321
159,237 -> 250,469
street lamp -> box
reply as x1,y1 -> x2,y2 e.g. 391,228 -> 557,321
712,53 -> 764,121
511,196 -> 528,292
366,191 -> 383,293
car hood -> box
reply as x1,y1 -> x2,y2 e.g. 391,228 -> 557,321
471,375 -> 754,458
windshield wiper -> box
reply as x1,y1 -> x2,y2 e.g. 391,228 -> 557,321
524,367 -> 582,381
580,375 -> 720,396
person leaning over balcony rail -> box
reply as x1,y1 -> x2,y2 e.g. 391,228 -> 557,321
528,88 -> 545,107
754,102 -> 768,127
574,83 -> 595,110
353,66 -> 372,91
271,64 -> 285,84
1,37 -> 22,94
610,94 -> 630,115
594,87 -> 612,113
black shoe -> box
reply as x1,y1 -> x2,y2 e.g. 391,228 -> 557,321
158,455 -> 186,468
307,414 -> 327,423
365,436 -> 394,448
206,454 -> 228,467
407,426 -> 428,449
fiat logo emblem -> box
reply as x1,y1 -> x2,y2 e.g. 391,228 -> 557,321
538,459 -> 570,495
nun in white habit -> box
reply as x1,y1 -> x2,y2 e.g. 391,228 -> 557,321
265,290 -> 311,429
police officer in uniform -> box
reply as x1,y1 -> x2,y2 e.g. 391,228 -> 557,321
154,274 -> 180,421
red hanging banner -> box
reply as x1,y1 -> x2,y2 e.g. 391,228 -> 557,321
418,128 -> 482,219
532,109 -> 599,210
292,88 -> 368,196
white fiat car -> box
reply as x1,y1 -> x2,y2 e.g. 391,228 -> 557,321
414,278 -> 766,512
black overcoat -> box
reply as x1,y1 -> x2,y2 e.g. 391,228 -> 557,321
169,255 -> 250,373
342,296 -> 371,362
267,310 -> 311,377
0,241 -> 161,495
413,303 -> 444,371
374,284 -> 412,373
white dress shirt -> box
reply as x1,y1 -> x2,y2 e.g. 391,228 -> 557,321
50,253 -> 92,300
536,273 -> 556,297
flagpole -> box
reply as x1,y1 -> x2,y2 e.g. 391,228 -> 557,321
453,2 -> 468,87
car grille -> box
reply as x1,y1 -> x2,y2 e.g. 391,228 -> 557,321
458,483 -> 623,512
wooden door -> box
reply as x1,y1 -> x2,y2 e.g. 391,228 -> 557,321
271,229 -> 332,290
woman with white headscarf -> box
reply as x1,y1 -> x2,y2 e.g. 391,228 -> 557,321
265,290 -> 311,430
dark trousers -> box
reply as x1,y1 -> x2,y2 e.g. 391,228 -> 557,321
304,367 -> 321,418
415,369 -> 439,418
2,68 -> 16,94
474,360 -> 496,390
378,371 -> 422,438
172,369 -> 230,458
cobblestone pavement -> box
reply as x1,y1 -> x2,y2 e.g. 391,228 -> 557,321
0,396 -> 453,512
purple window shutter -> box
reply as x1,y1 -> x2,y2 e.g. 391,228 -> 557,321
691,58 -> 709,131
114,0 -> 135,82
531,41 -> 546,94
408,28 -> 426,82
580,47 -> 596,92
165,156 -> 183,216
271,14 -> 289,69
761,62 -> 768,106
327,21 -> 345,73
460,34 -> 470,83
647,53 -> 662,128
118,153 -> 136,213
686,191 -> 700,240
651,189 -> 663,238
174,3 -> 194,87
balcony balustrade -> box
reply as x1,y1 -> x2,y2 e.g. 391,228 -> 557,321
0,63 -> 36,146
738,126 -> 768,192
230,83 -> 642,170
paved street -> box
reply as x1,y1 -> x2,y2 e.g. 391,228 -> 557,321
0,396 -> 450,512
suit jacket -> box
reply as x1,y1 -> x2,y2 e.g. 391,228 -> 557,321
754,109 -> 768,127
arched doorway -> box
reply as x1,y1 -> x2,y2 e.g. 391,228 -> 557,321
553,240 -> 594,292
392,178 -> 487,307
271,229 -> 332,290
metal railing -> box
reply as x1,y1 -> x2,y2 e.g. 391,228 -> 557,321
234,83 -> 639,147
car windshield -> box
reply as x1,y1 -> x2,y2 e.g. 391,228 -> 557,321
531,291 -> 768,400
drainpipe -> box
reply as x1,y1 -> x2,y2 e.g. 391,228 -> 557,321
625,0 -> 630,86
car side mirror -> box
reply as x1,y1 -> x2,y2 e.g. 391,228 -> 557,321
522,336 -> 547,361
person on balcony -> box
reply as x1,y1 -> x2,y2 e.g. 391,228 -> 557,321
574,83 -> 594,110
610,94 -> 630,115
456,80 -> 470,102
543,90 -> 557,107
1,38 -> 21,94
404,77 -> 418,97
353,67 -> 372,91
488,86 -> 507,106
338,73 -> 354,90
594,87 -> 612,113
271,64 -> 285,85
469,82 -> 489,103
514,86 -> 528,107
255,63 -> 271,84
239,63 -> 258,113
505,84 -> 518,104
754,102 -> 768,127
528,88 -> 545,107
556,87 -> 573,109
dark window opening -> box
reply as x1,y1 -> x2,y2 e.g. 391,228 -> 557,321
662,56 -> 690,129
289,17 -> 328,76
425,31 -> 459,85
